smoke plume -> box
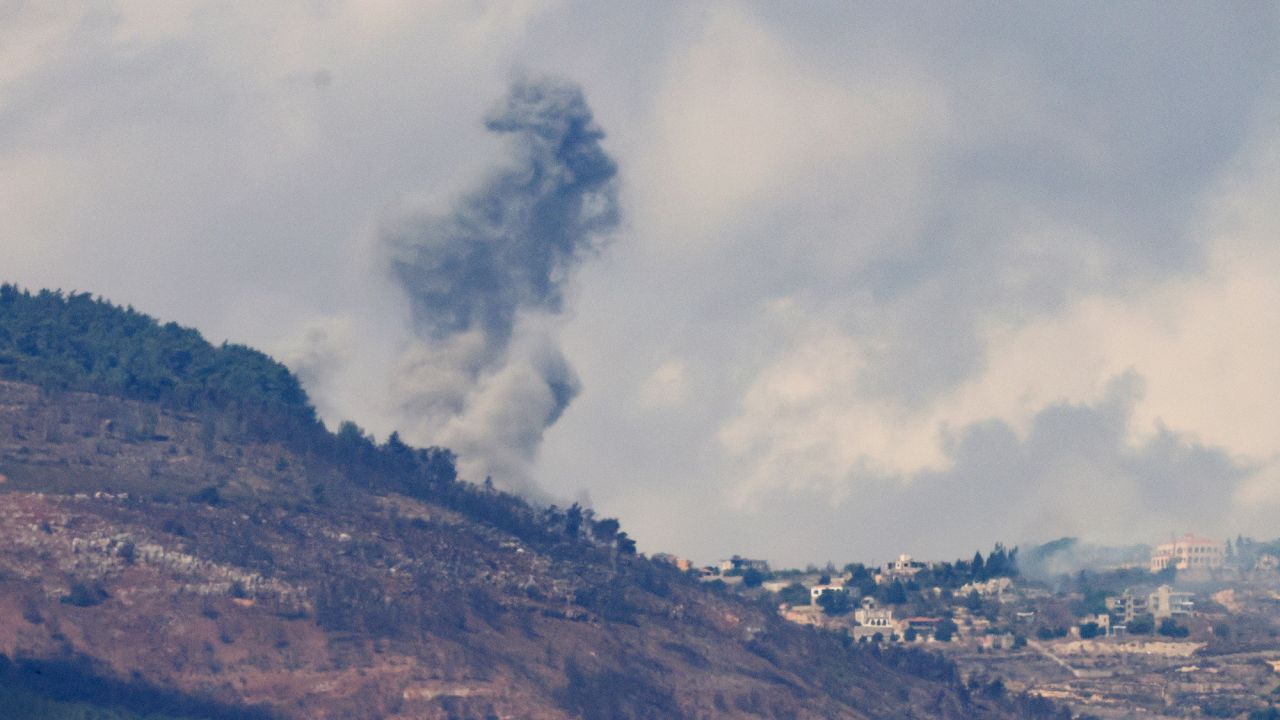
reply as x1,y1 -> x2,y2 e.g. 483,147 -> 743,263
383,77 -> 619,488
1018,537 -> 1152,583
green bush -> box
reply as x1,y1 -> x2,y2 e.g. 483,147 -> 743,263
816,588 -> 853,616
60,582 -> 108,608
1158,618 -> 1189,638
1127,614 -> 1154,635
778,582 -> 810,605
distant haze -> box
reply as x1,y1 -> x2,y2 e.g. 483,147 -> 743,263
3,3 -> 1280,566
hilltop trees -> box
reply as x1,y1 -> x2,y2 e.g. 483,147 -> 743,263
0,283 -> 646,560
910,543 -> 1020,594
957,544 -> 1017,583
0,285 -> 316,444
983,544 -> 1016,578
950,544 -> 1019,583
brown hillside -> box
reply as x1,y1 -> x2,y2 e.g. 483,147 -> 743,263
0,380 -> 1018,719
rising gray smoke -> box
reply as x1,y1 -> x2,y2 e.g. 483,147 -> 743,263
1019,537 -> 1152,583
383,77 -> 619,488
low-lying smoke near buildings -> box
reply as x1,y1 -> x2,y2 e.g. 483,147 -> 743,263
381,77 -> 619,490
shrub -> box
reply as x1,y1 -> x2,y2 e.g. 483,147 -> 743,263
1158,618 -> 1189,638
1127,614 -> 1154,635
60,582 -> 108,607
778,583 -> 810,605
816,588 -> 852,616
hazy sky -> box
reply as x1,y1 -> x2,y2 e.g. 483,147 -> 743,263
4,2 -> 1280,566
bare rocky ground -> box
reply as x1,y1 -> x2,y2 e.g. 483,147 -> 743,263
946,635 -> 1280,718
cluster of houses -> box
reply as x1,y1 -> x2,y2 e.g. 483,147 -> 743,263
772,554 -> 959,642
661,551 -> 1032,643
780,594 -> 946,642
653,531 -> 1280,649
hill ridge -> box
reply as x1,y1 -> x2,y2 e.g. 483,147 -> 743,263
0,284 -> 1033,718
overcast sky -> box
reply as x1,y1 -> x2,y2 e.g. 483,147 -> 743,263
4,2 -> 1280,567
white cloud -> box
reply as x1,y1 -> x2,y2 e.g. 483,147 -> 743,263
718,112 -> 1280,535
638,359 -> 689,410
719,327 -> 938,510
0,5 -> 86,104
635,4 -> 947,256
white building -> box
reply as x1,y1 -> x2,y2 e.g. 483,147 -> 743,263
858,608 -> 894,628
720,555 -> 770,574
878,553 -> 925,582
1150,534 -> 1224,572
959,577 -> 1012,598
1108,584 -> 1194,622
1148,584 -> 1194,619
855,597 -> 894,628
1107,589 -> 1149,622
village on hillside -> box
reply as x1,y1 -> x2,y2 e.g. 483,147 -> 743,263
655,534 -> 1280,719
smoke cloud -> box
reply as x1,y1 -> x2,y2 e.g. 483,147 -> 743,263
383,77 -> 619,488
1018,538 -> 1152,583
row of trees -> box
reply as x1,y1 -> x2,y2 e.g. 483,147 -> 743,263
317,420 -> 636,557
910,543 -> 1019,589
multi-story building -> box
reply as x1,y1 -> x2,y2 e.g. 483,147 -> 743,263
1150,534 -> 1224,572
1107,589 -> 1150,622
1107,584 -> 1194,622
1148,584 -> 1194,619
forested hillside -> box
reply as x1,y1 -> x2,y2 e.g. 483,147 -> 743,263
0,285 -> 615,557
0,285 -> 313,437
0,284 -> 1045,719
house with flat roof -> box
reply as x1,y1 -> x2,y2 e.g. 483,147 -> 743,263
1148,584 -> 1194,619
809,582 -> 847,604
719,555 -> 770,574
1107,584 -> 1193,622
1107,588 -> 1150,622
